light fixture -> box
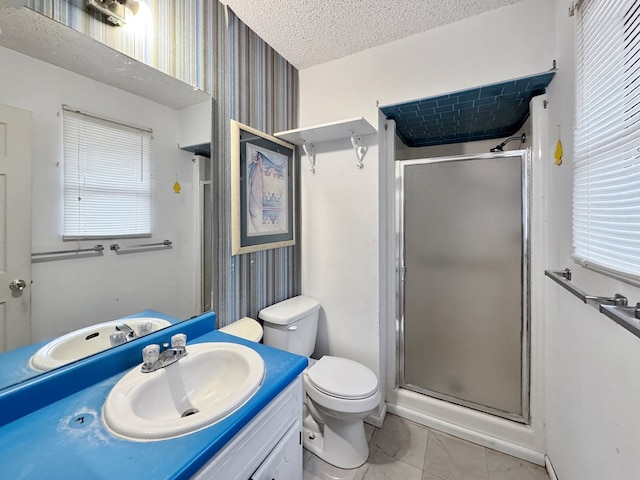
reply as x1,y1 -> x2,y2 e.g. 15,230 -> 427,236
85,0 -> 142,26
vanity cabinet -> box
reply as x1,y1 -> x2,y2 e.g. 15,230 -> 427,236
192,375 -> 303,480
250,422 -> 301,480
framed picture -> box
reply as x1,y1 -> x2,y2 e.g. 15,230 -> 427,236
231,120 -> 296,255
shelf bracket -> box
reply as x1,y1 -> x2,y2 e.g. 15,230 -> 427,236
302,141 -> 316,175
350,133 -> 367,170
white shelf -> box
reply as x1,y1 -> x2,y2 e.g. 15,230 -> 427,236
275,117 -> 376,173
274,117 -> 376,145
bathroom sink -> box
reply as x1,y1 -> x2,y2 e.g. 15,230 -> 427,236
102,342 -> 266,441
29,317 -> 171,372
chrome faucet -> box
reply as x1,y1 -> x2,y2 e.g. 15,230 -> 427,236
115,323 -> 137,340
141,334 -> 187,373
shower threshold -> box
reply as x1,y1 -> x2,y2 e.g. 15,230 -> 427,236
399,383 -> 528,425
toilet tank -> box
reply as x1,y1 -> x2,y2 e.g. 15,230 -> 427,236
258,295 -> 320,356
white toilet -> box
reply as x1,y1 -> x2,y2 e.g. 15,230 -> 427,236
259,295 -> 380,469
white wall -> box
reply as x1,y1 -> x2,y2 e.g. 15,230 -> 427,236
299,0 -> 555,454
543,3 -> 640,479
300,0 -> 554,128
301,136 -> 380,378
0,46 -> 201,342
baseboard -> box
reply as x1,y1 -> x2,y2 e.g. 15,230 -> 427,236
365,401 -> 387,428
387,403 -> 545,466
545,455 -> 559,480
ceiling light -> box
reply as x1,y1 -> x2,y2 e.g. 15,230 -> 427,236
85,0 -> 143,27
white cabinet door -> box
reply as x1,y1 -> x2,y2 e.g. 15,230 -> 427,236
191,377 -> 303,480
250,422 -> 302,480
0,104 -> 32,352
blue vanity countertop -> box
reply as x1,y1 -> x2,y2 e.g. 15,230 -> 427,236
0,309 -> 180,389
0,330 -> 308,480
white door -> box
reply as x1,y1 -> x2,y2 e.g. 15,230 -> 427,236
0,104 -> 32,352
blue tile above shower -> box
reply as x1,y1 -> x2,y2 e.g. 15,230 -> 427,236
380,71 -> 556,147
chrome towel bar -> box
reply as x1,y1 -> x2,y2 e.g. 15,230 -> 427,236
32,244 -> 105,257
110,239 -> 172,254
545,269 -> 640,339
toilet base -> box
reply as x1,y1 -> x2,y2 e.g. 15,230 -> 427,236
302,410 -> 369,469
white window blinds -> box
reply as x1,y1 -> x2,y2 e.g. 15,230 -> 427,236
573,0 -> 640,282
63,107 -> 152,239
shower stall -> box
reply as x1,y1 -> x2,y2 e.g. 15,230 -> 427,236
396,150 -> 530,423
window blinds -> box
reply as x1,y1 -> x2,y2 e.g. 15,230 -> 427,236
573,0 -> 640,282
63,107 -> 152,239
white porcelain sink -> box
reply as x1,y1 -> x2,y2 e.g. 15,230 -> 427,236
102,342 -> 266,441
29,317 -> 171,372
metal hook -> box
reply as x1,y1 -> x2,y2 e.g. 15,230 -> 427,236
302,141 -> 316,175
350,133 -> 367,170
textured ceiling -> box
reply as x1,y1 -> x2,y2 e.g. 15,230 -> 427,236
221,0 -> 526,70
0,4 -> 209,110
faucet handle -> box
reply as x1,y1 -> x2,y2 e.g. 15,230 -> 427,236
142,344 -> 160,368
110,331 -> 127,347
171,333 -> 187,350
137,321 -> 153,337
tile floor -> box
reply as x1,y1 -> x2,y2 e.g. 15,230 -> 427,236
303,413 -> 550,480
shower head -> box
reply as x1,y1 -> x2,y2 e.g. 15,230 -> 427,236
490,133 -> 527,152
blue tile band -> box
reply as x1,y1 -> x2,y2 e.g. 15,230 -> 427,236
381,71 -> 556,147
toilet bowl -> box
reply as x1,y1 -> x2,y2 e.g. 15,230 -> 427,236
302,356 -> 380,468
259,295 -> 380,469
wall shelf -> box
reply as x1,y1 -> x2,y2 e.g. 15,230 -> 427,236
275,117 -> 376,145
275,117 -> 376,173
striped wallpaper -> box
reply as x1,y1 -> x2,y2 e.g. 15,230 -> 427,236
27,0 -> 300,326
214,8 -> 300,325
27,0 -> 218,93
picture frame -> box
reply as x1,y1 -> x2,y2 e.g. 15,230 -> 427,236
231,120 -> 296,255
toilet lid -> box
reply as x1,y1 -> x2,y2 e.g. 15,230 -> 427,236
306,356 -> 378,400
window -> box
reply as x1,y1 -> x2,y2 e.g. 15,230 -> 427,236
63,106 -> 152,239
573,0 -> 640,283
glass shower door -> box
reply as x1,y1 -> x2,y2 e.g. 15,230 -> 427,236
397,152 -> 529,422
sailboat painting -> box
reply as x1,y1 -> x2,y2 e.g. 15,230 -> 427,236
246,144 -> 288,237
231,120 -> 295,255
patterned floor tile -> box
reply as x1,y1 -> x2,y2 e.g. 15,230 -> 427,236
355,447 -> 423,480
369,414 -> 430,469
423,430 -> 489,480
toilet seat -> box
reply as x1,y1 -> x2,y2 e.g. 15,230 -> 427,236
306,356 -> 378,400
